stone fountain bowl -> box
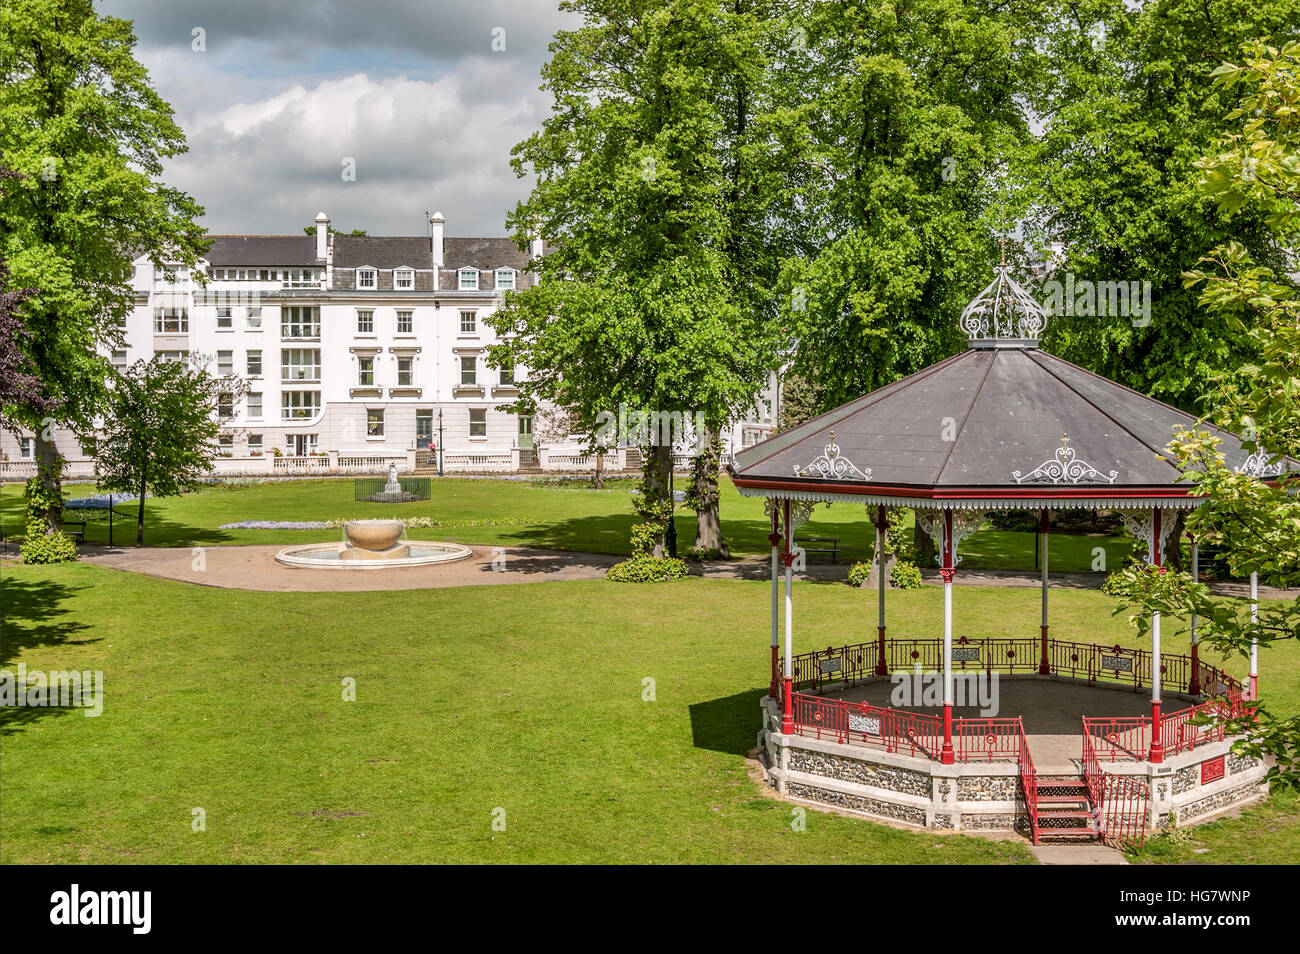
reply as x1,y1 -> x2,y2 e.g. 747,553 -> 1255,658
344,519 -> 404,552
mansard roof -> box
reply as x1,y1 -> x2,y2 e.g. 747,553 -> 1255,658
204,235 -> 319,266
333,235 -> 434,270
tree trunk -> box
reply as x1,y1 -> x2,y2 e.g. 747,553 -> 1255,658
593,446 -> 604,490
34,430 -> 65,533
691,427 -> 729,557
644,443 -> 672,558
136,471 -> 147,546
1165,510 -> 1187,571
914,520 -> 936,567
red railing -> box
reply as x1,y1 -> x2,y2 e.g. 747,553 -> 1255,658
1098,772 -> 1149,849
790,693 -> 941,759
1018,722 -> 1039,843
952,717 -> 1025,763
1081,719 -> 1148,848
791,636 -> 1243,699
1081,716 -> 1150,761
782,638 -> 1248,767
881,636 -> 1040,675
790,641 -> 879,694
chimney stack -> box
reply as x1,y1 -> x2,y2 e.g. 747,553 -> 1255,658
430,211 -> 445,267
529,231 -> 544,259
314,211 -> 330,260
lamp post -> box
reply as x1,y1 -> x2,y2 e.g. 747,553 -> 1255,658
437,407 -> 444,477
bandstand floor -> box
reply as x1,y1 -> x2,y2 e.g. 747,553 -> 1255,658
826,677 -> 1166,771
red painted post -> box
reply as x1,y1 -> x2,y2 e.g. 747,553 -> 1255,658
1148,508 -> 1164,763
1150,699 -> 1163,763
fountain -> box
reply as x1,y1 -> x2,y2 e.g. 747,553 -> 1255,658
274,518 -> 472,569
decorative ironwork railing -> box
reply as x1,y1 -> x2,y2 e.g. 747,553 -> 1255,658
1082,721 -> 1149,848
1019,723 -> 1038,842
786,636 -> 1244,700
781,637 -> 1249,767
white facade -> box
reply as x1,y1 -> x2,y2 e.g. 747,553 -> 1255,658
1,211 -> 779,477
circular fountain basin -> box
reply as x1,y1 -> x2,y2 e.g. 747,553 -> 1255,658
275,540 -> 474,570
344,519 -> 404,551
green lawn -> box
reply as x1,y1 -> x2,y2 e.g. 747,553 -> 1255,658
1,476 -> 1136,572
2,562 -> 1295,864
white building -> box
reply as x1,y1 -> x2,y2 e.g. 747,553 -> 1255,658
1,211 -> 778,477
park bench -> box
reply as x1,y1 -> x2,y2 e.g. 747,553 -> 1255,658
61,520 -> 86,544
795,535 -> 840,563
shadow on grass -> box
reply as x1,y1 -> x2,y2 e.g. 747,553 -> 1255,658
0,576 -> 97,735
689,688 -> 767,757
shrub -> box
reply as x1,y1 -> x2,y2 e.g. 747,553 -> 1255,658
847,561 -> 872,587
606,554 -> 689,583
1100,570 -> 1128,596
890,560 -> 923,589
21,524 -> 78,564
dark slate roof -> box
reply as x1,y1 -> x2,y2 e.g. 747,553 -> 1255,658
443,237 -> 531,270
204,235 -> 319,266
333,235 -> 434,269
732,346 -> 1269,501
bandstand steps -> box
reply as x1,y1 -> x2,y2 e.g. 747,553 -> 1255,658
1032,776 -> 1101,844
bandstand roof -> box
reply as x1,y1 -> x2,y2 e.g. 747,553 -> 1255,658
732,267 -> 1286,511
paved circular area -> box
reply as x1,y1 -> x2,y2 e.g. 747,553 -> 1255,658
79,544 -> 621,591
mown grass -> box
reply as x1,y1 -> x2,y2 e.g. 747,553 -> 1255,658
2,563 -> 1294,864
1,477 -> 1136,572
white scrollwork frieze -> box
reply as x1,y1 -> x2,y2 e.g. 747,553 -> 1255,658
1013,434 -> 1117,485
792,430 -> 871,481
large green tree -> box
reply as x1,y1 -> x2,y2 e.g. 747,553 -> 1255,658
0,0 -> 206,529
489,0 -> 788,558
777,0 -> 1044,410
1111,42 -> 1300,787
1024,0 -> 1300,412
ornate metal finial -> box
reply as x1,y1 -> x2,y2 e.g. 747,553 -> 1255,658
793,430 -> 872,480
959,262 -> 1047,345
1013,434 -> 1117,484
1238,447 -> 1285,479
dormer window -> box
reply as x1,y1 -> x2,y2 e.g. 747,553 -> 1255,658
495,268 -> 516,291
394,267 -> 414,290
458,268 -> 479,291
357,267 -> 377,289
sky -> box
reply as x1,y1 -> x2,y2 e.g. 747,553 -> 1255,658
98,0 -> 580,238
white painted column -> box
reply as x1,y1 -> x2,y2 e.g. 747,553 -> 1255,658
940,508 -> 955,764
1249,571 -> 1259,700
769,508 -> 780,698
1189,538 -> 1200,694
780,500 -> 794,734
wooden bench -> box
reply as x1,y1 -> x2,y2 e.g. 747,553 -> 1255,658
795,535 -> 840,563
61,520 -> 86,544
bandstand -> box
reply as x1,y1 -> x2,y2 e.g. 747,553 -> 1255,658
730,267 -> 1275,845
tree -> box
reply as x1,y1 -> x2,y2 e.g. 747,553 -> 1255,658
0,171 -> 53,428
95,356 -> 244,545
1110,42 -> 1300,788
489,0 -> 787,560
777,0 -> 1044,412
0,0 -> 206,531
1023,0 -> 1300,413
